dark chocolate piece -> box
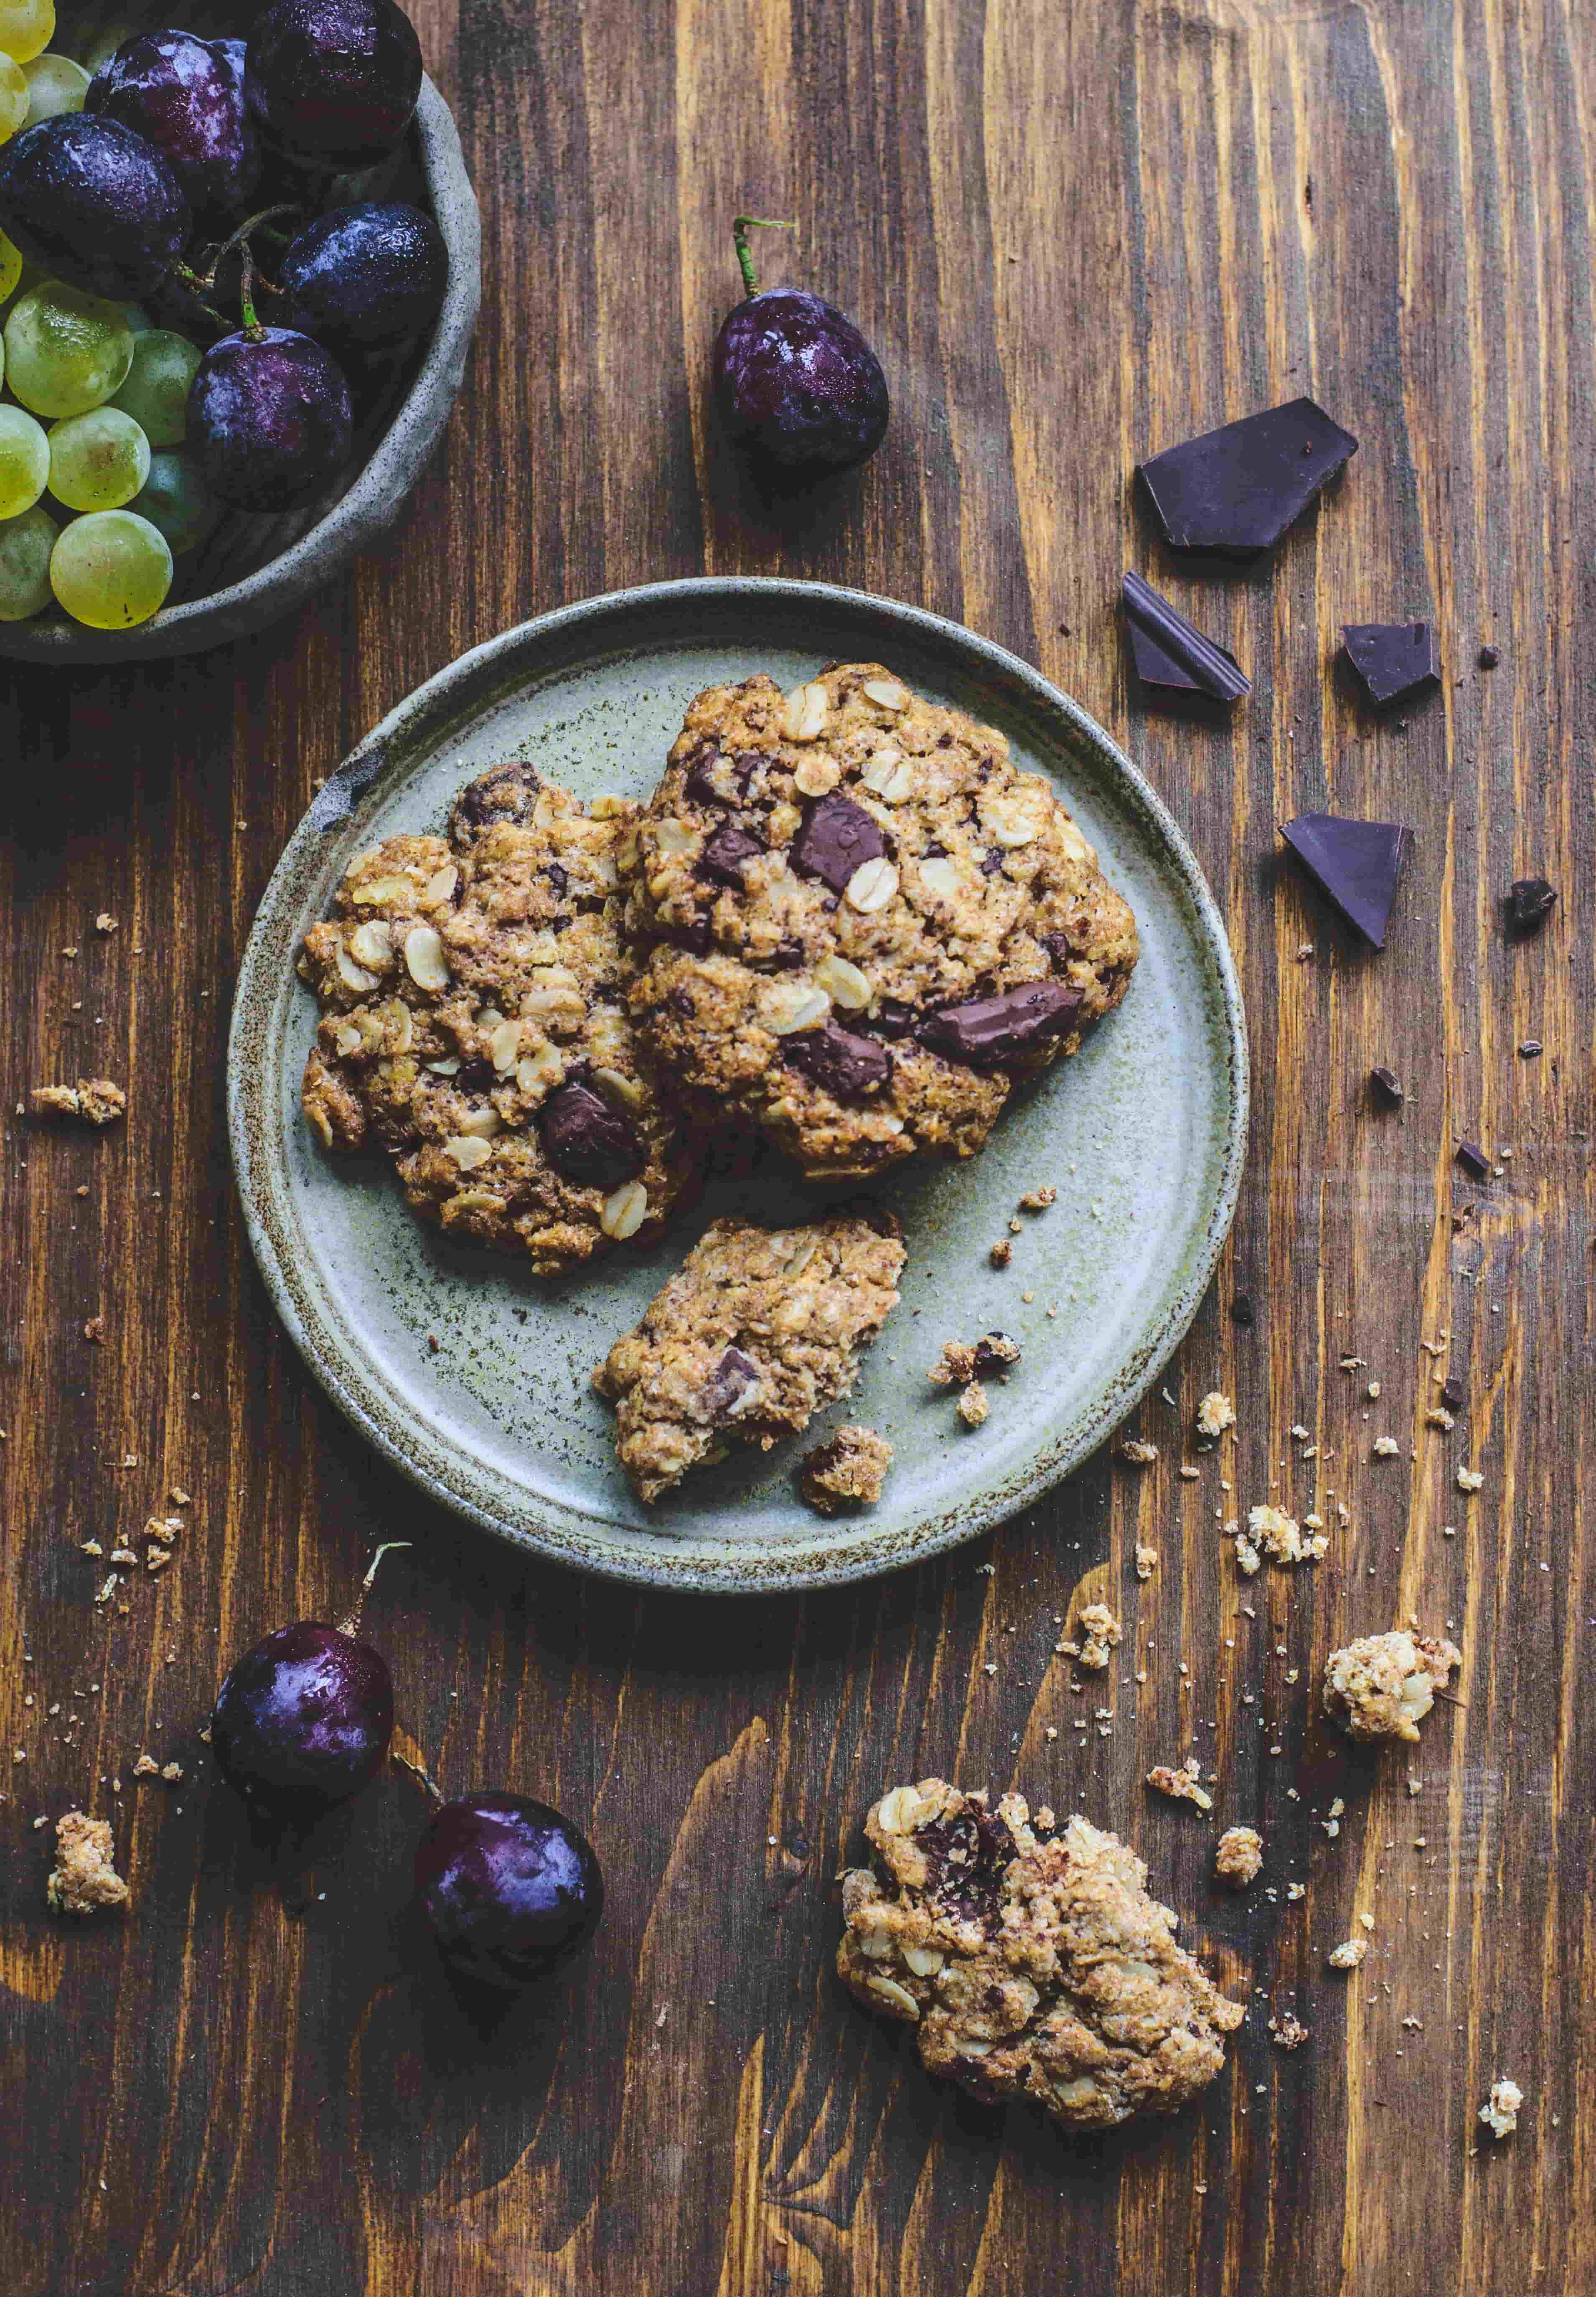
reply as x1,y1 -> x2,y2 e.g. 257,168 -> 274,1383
1137,396 -> 1358,555
699,821 -> 764,887
918,981 -> 1083,1068
872,997 -> 915,1038
1518,1039 -> 1543,1060
1454,1139 -> 1491,1182
1278,813 -> 1413,949
1370,1065 -> 1404,1107
700,1345 -> 764,1423
789,794 -> 885,892
1478,645 -> 1500,670
1122,570 -> 1250,703
1505,877 -> 1557,936
1341,622 -> 1440,709
782,1021 -> 892,1102
537,1080 -> 644,1187
663,918 -> 712,956
971,1332 -> 1021,1377
683,747 -> 728,808
449,761 -> 542,845
1440,1374 -> 1466,1411
544,861 -> 568,895
1231,1293 -> 1255,1328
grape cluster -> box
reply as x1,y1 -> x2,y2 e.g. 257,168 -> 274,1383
0,0 -> 446,630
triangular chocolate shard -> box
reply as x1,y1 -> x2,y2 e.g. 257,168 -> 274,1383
1279,813 -> 1413,949
1138,397 -> 1359,555
1342,621 -> 1440,709
1122,572 -> 1250,704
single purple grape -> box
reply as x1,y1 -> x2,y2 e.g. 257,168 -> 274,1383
209,38 -> 251,87
276,200 -> 447,351
190,325 -> 353,511
86,30 -> 261,220
0,115 -> 191,302
211,1621 -> 394,1816
711,219 -> 888,477
246,0 -> 423,169
415,1793 -> 603,1990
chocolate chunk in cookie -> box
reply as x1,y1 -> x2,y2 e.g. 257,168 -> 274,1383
592,1213 -> 905,1503
623,666 -> 1137,1182
838,1779 -> 1243,2130
298,765 -> 692,1277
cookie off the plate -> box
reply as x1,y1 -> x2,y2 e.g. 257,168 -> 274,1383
621,664 -> 1139,1182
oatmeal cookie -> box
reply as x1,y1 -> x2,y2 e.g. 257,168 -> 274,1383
837,1779 -> 1243,2130
799,1423 -> 893,1514
1322,1629 -> 1461,1743
623,666 -> 1138,1180
299,763 -> 692,1276
592,1212 -> 904,1503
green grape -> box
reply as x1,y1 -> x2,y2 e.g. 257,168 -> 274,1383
50,508 -> 171,628
0,229 -> 20,304
130,447 -> 217,556
48,406 -> 150,511
0,500 -> 56,619
108,329 -> 200,447
0,403 -> 48,517
22,49 -> 86,123
5,281 -> 133,417
0,51 -> 28,142
0,0 -> 53,62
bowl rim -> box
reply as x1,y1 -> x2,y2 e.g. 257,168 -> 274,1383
228,576 -> 1252,1594
0,75 -> 481,664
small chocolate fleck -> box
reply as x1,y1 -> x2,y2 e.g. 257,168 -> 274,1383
1505,877 -> 1557,937
700,1346 -> 764,1424
783,1022 -> 892,1103
699,821 -> 764,887
1370,1065 -> 1404,1108
683,747 -> 727,808
668,987 -> 697,1017
971,1332 -> 1021,1377
1455,1139 -> 1491,1182
1518,1039 -> 1543,1060
919,981 -> 1083,1068
1440,1374 -> 1466,1411
665,918 -> 712,956
538,1080 -> 644,1187
768,940 -> 806,970
544,861 -> 568,896
790,794 -> 884,892
1231,1292 -> 1256,1328
980,849 -> 1006,877
1478,645 -> 1500,670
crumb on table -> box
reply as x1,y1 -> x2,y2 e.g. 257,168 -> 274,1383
1146,1758 -> 1212,1812
989,1238 -> 1013,1269
1215,1824 -> 1263,1888
1195,1390 -> 1235,1439
45,1812 -> 130,1916
30,1079 -> 126,1127
1268,2012 -> 1309,2050
1322,1628 -> 1461,1744
1246,1503 -> 1326,1567
1062,1602 -> 1121,1670
1018,1186 -> 1056,1212
1479,2077 -> 1523,2138
1135,1542 -> 1159,1581
958,1383 -> 989,1428
1115,1435 -> 1159,1466
1328,1937 -> 1368,1971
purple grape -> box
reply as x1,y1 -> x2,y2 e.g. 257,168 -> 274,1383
0,115 -> 191,302
713,286 -> 889,475
86,30 -> 261,220
211,1621 -> 393,1817
276,200 -> 447,351
190,326 -> 353,511
415,1793 -> 603,1990
246,0 -> 423,169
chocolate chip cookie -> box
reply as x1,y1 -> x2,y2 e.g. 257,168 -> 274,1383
299,762 -> 692,1277
838,1779 -> 1243,2130
591,1211 -> 905,1502
623,666 -> 1138,1181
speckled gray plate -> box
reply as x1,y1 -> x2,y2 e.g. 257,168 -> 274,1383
229,579 -> 1247,1592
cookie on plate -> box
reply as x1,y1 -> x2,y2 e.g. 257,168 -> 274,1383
623,665 -> 1138,1181
837,1779 -> 1243,2130
592,1211 -> 904,1502
299,762 -> 693,1276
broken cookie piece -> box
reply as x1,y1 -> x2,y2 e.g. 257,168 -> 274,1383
1327,1937 -> 1368,1971
1195,1390 -> 1235,1439
1214,1825 -> 1263,1889
592,1212 -> 904,1503
1062,1601 -> 1121,1671
45,1811 -> 130,1915
1478,2077 -> 1523,2138
836,1779 -> 1243,2131
929,1331 -> 1021,1389
1322,1628 -> 1461,1744
31,1078 -> 126,1126
799,1424 -> 893,1516
1246,1503 -> 1327,1567
1146,1758 -> 1212,1812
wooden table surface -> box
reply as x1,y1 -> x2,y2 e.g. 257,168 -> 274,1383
4,1 -> 1593,2290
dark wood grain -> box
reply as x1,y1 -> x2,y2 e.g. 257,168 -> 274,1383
3,1 -> 1593,2290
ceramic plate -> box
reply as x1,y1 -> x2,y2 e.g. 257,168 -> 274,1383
229,579 -> 1247,1592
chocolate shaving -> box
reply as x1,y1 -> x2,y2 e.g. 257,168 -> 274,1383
1122,571 -> 1250,703
1454,1140 -> 1491,1182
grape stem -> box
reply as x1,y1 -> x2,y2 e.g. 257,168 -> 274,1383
336,1541 -> 412,1637
169,262 -> 233,335
392,1747 -> 445,1807
238,244 -> 261,338
193,201 -> 304,292
732,214 -> 795,299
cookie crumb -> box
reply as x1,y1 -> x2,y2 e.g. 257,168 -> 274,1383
958,1383 -> 990,1428
1372,1435 -> 1400,1457
1478,2077 -> 1522,2138
989,1238 -> 1013,1269
82,1316 -> 107,1344
46,1812 -> 130,1915
1018,1186 -> 1056,1212
30,1078 -> 126,1127
1246,1503 -> 1326,1566
1115,1435 -> 1159,1466
1065,1603 -> 1122,1671
1322,1629 -> 1461,1743
1215,1825 -> 1263,1888
1134,1543 -> 1159,1581
1195,1390 -> 1235,1439
1147,1759 -> 1212,1812
95,912 -> 117,935
800,1424 -> 893,1515
1327,1937 -> 1368,1970
1268,2012 -> 1309,2050
1457,1465 -> 1485,1492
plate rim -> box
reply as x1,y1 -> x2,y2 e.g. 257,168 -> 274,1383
228,576 -> 1249,1593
